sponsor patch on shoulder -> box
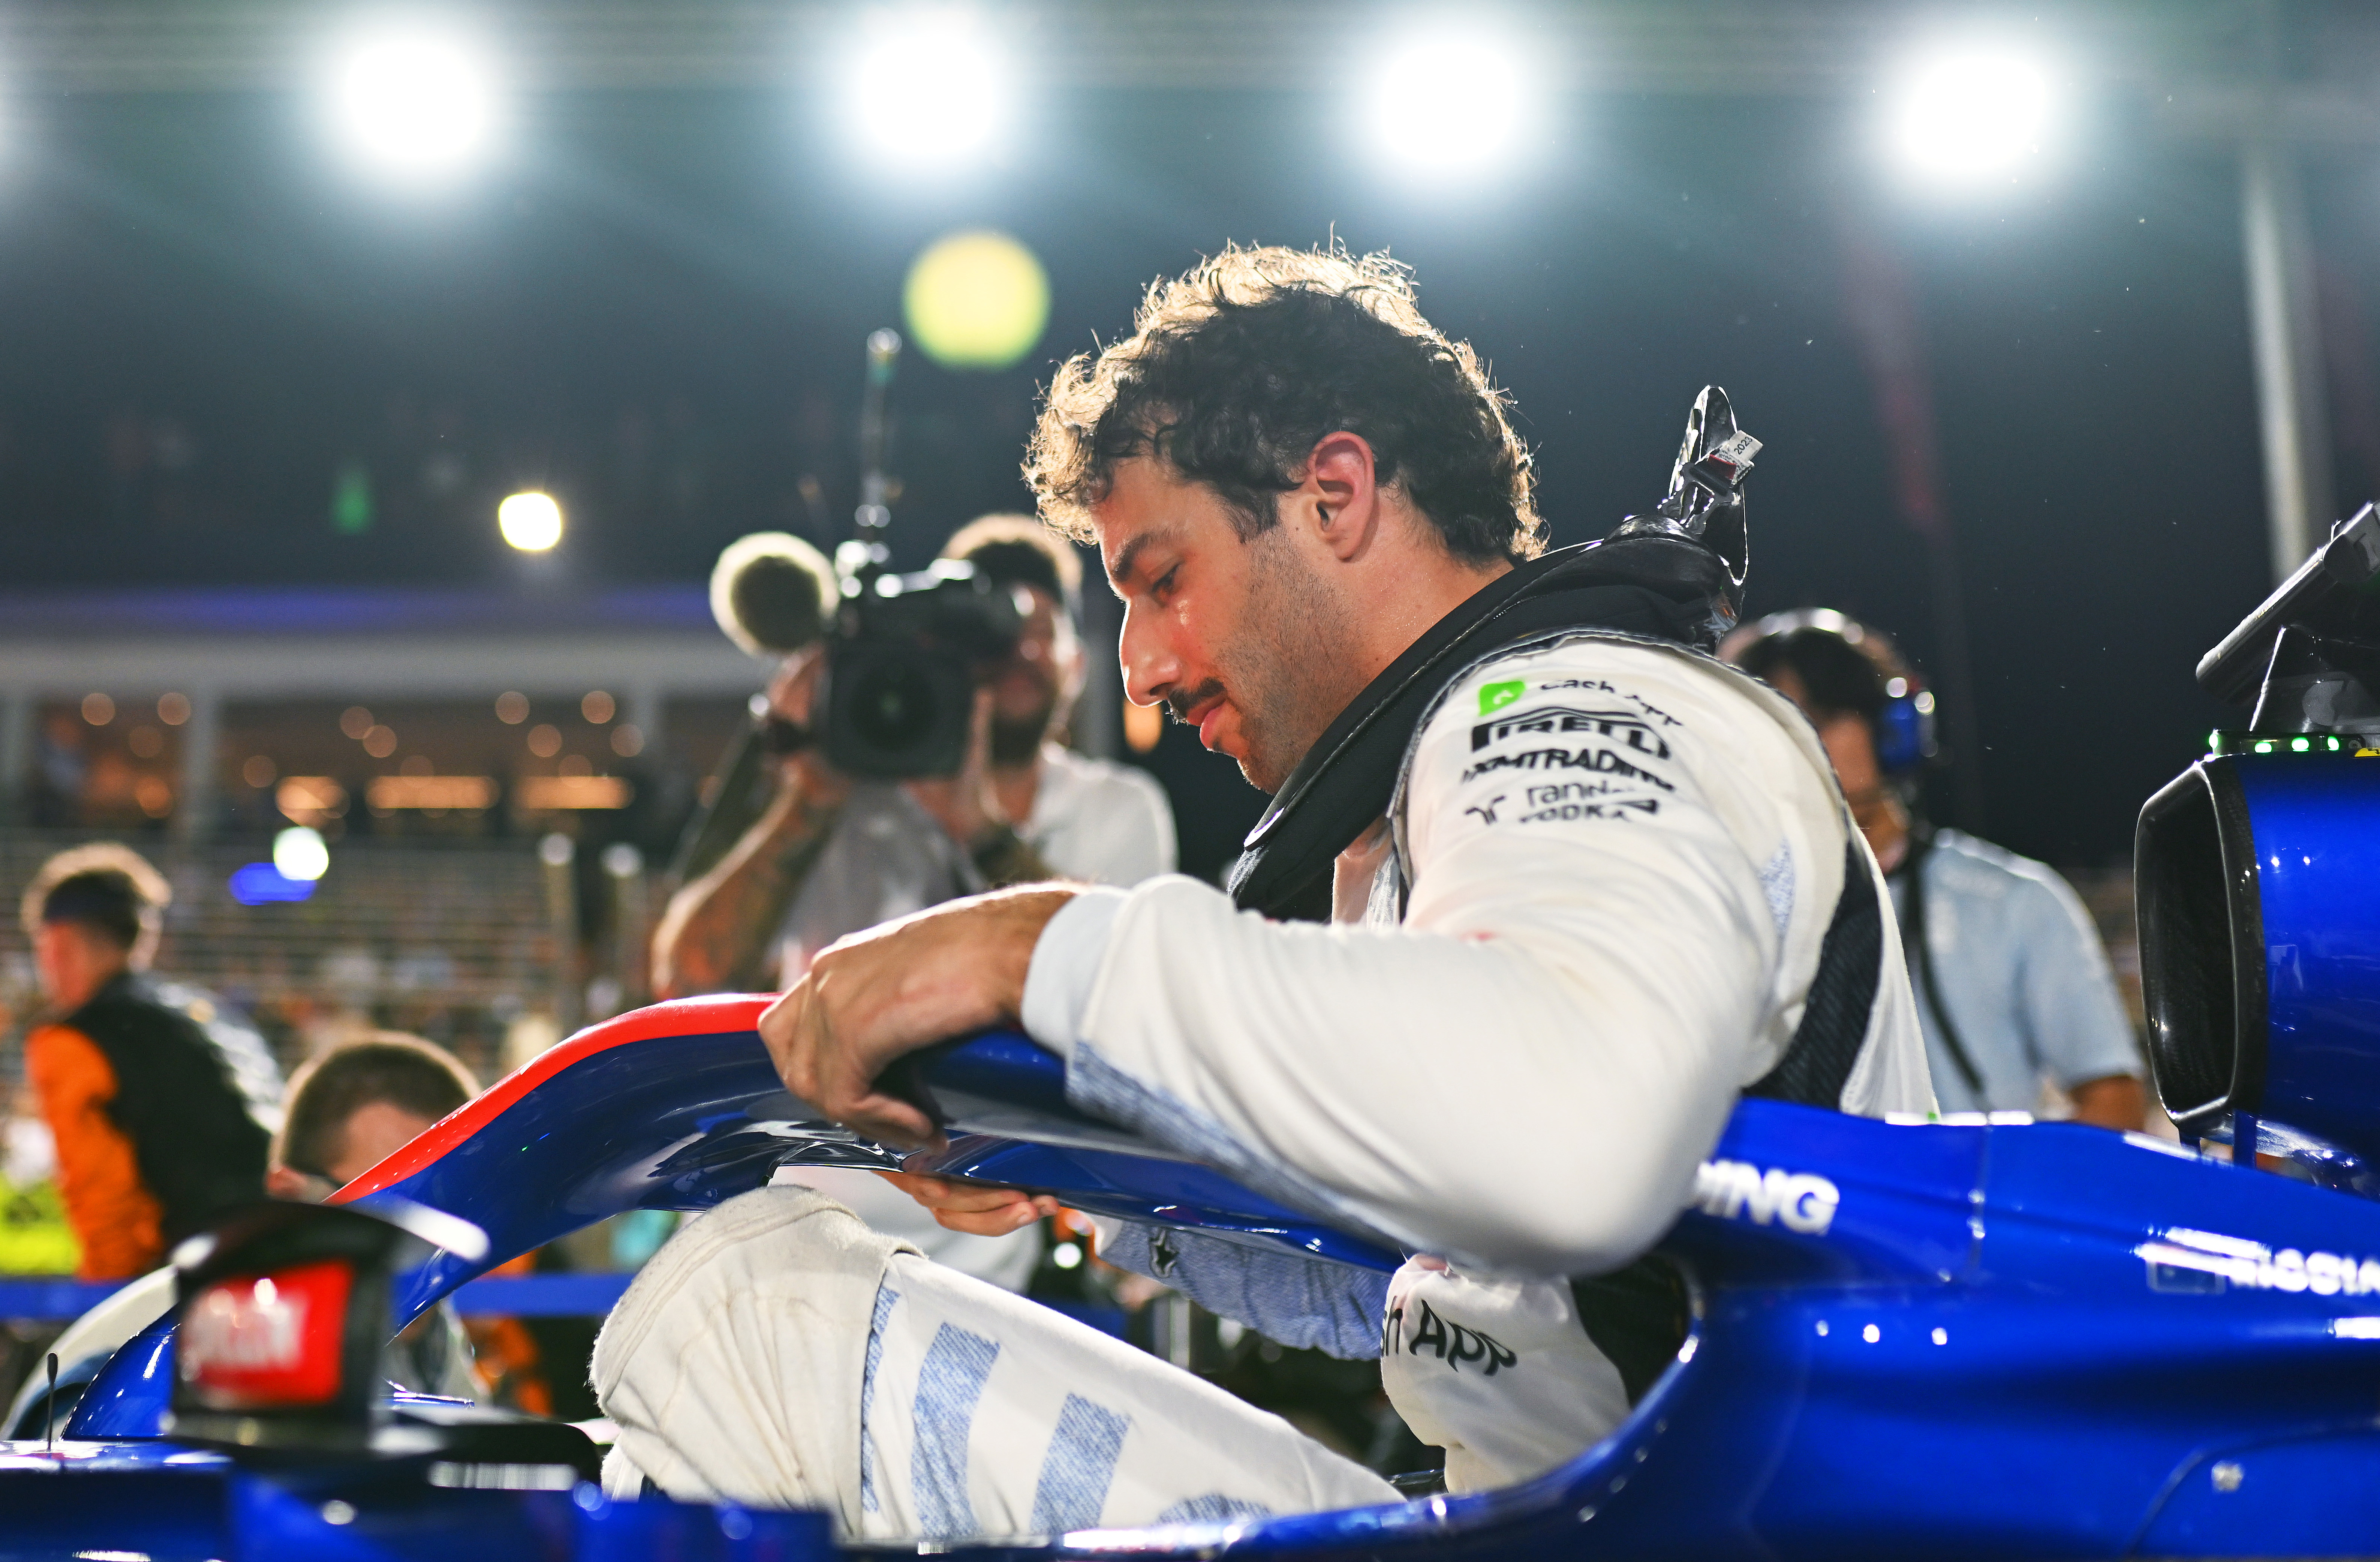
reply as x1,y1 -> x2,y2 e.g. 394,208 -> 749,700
1471,705 -> 1674,759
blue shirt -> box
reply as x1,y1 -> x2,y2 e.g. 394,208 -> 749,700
1888,829 -> 2142,1115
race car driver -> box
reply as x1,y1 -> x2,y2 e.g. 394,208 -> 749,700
593,244 -> 1932,1538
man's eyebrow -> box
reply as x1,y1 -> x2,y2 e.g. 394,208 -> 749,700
1108,530 -> 1167,589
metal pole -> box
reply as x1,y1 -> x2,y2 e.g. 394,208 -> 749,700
2240,124 -> 2335,582
0,691 -> 33,825
1076,577 -> 1123,761
173,688 -> 220,842
540,831 -> 582,1033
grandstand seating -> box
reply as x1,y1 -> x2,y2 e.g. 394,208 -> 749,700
0,829 -> 567,1090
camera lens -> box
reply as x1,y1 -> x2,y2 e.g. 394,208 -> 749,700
850,657 -> 944,753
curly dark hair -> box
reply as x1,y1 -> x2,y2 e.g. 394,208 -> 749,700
1026,245 -> 1542,565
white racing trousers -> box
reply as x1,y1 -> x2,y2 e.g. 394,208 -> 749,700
592,1187 -> 1400,1542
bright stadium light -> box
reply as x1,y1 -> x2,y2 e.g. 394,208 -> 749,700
1887,46 -> 2059,184
273,825 -> 331,882
848,12 -> 1011,169
325,24 -> 502,180
499,491 -> 563,552
1367,28 -> 1529,177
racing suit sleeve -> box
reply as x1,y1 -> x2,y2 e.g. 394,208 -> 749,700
1021,644 -> 1824,1277
25,1023 -> 166,1281
1086,1216 -> 1391,1360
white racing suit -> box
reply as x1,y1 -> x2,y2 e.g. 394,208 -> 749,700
594,631 -> 1932,1535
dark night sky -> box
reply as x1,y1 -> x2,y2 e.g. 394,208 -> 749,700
3,74 -> 2374,871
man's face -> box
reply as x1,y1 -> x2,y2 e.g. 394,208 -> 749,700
1093,457 -> 1353,793
267,1102 -> 439,1202
1767,669 -> 1900,844
32,921 -> 126,1009
985,586 -> 1081,764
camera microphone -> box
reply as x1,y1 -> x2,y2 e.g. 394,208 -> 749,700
709,531 -> 837,658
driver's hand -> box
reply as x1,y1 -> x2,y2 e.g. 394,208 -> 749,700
876,1170 -> 1059,1237
759,886 -> 1075,1150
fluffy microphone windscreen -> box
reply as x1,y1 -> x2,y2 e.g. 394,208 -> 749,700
710,532 -> 836,656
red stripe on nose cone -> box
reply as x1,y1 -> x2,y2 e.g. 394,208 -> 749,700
330,992 -> 778,1205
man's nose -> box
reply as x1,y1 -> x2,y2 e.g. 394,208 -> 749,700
1118,601 -> 1177,708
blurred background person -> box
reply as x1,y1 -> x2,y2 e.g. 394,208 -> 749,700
655,517 -> 1176,1293
19,844 -> 279,1281
270,1033 -> 483,1402
1722,611 -> 2147,1130
4,1030 -> 485,1437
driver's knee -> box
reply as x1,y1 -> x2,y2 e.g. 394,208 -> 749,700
591,1184 -> 914,1517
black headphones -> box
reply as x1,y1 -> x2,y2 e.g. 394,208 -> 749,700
1738,609 -> 1937,776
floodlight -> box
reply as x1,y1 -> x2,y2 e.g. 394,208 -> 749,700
326,25 -> 500,180
1368,29 -> 1528,176
848,13 -> 1010,169
273,825 -> 331,882
499,491 -> 563,552
1888,48 -> 2057,183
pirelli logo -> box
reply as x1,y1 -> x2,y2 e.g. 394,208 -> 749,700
1471,705 -> 1672,759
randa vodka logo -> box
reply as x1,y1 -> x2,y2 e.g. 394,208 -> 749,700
1692,1158 -> 1841,1236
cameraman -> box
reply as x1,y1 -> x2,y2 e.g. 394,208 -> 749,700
654,515 -> 1175,999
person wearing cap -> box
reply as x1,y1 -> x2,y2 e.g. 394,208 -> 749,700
20,844 -> 279,1280
653,516 -> 1175,1290
1722,612 -> 2146,1129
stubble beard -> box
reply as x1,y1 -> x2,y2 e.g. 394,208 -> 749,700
989,702 -> 1054,766
1219,530 -> 1358,794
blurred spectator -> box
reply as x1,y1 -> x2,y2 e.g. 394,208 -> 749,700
1723,612 -> 2146,1129
30,712 -> 86,827
271,1034 -> 481,1400
20,844 -> 279,1279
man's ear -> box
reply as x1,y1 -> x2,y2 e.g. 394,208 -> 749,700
1300,432 -> 1381,563
263,1165 -> 314,1202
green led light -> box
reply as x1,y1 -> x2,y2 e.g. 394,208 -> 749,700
2292,737 -> 2311,752
2255,740 -> 2276,753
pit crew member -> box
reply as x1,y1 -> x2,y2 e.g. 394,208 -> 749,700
21,844 -> 278,1281
1724,611 -> 2145,1127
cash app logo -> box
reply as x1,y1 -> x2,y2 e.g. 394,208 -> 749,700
1478,680 -> 1525,717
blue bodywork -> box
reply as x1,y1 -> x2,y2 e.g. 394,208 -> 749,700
13,747 -> 2380,1556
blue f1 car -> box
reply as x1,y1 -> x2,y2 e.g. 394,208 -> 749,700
10,508 -> 2380,1559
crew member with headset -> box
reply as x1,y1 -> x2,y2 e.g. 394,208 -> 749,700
1721,610 -> 2146,1130
651,514 -> 1176,1289
589,246 -> 1932,1537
